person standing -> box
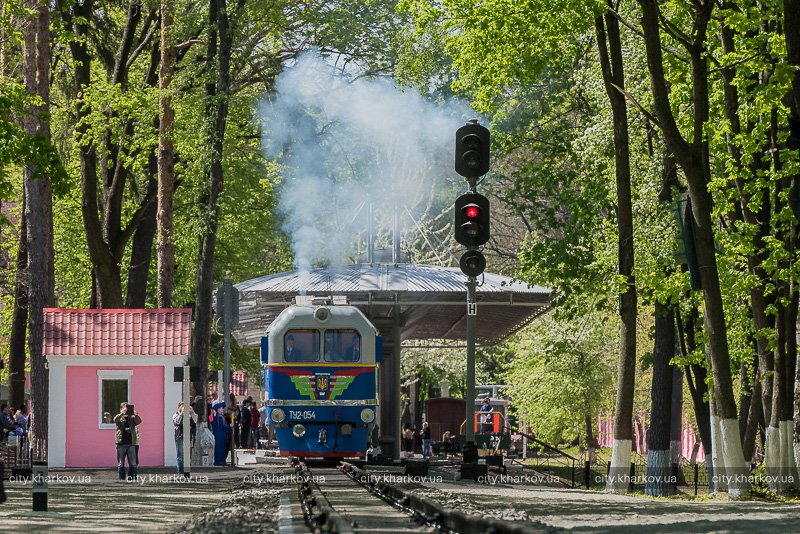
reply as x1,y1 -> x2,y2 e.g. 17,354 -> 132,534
248,397 -> 260,449
211,402 -> 230,466
441,430 -> 454,457
173,402 -> 197,474
113,402 -> 142,481
420,422 -> 432,458
258,402 -> 268,449
479,398 -> 494,434
228,393 -> 240,449
402,425 -> 414,458
240,398 -> 252,450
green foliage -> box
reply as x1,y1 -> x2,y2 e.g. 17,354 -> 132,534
0,80 -> 69,201
504,310 -> 616,445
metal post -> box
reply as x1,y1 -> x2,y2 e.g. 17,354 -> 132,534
368,203 -> 374,264
183,365 -> 191,476
392,317 -> 402,459
221,278 -> 234,466
393,201 -> 400,264
222,278 -> 232,407
465,276 -> 476,444
32,460 -> 47,511
585,460 -> 591,488
572,459 -> 576,488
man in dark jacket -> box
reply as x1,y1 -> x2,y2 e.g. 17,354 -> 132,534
114,402 -> 142,481
239,398 -> 252,450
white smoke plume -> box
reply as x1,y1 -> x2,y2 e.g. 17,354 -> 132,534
261,51 -> 478,272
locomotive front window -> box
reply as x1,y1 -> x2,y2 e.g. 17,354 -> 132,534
324,330 -> 361,362
284,329 -> 319,362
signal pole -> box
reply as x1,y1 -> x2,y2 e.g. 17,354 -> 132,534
465,277 -> 477,444
453,119 -> 490,457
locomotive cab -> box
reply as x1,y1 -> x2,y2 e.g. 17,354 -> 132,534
263,301 -> 380,458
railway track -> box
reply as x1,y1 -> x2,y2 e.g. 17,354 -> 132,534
284,459 -> 548,534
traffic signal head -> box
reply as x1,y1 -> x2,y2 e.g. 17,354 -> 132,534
454,192 -> 490,247
460,250 -> 486,277
455,121 -> 490,177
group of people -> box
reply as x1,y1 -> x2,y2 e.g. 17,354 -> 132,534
208,394 -> 268,466
0,403 -> 28,504
0,403 -> 30,446
402,421 -> 435,458
114,398 -> 204,479
397,398 -> 495,459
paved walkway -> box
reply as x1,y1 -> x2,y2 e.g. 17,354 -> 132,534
0,467 -> 248,532
414,481 -> 800,533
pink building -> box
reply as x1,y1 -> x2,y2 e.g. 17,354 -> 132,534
44,308 -> 192,468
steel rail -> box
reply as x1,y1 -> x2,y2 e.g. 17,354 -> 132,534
339,462 -> 549,534
294,461 -> 354,534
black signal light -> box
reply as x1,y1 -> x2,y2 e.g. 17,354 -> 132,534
460,250 -> 486,277
454,192 -> 490,247
455,121 -> 490,178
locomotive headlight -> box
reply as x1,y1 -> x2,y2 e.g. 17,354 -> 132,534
270,408 -> 285,423
341,424 -> 353,436
292,424 -> 306,437
314,307 -> 330,323
360,408 -> 375,423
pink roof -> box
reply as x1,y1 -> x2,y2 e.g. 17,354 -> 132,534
44,308 -> 192,357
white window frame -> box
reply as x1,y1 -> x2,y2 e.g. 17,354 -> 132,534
97,369 -> 133,429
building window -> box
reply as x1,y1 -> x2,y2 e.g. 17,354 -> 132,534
97,370 -> 133,428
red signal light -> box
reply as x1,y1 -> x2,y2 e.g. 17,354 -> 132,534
465,206 -> 479,219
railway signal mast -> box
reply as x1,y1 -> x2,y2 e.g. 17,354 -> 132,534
453,119 -> 490,455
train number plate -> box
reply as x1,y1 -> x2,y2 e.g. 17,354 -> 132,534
289,410 -> 316,420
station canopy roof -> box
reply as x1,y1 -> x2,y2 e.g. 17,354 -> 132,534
231,263 -> 550,348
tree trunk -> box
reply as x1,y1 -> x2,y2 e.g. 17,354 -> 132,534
738,361 -> 752,445
59,0 -> 160,309
60,0 -> 123,309
595,5 -> 637,494
23,0 -> 54,461
126,172 -> 157,308
646,302 -> 675,496
785,0 -> 800,116
670,365 -> 686,485
8,195 -> 28,410
719,13 -> 775,427
741,355 -> 762,464
785,0 -> 800,473
585,413 -> 598,449
676,305 -> 713,480
190,0 -> 231,419
639,0 -> 749,496
157,0 -> 176,308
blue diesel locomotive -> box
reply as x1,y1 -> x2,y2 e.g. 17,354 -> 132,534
263,300 -> 381,457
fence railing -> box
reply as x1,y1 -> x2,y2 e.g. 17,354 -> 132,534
0,437 -> 35,479
507,427 -> 580,488
513,444 -> 711,494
